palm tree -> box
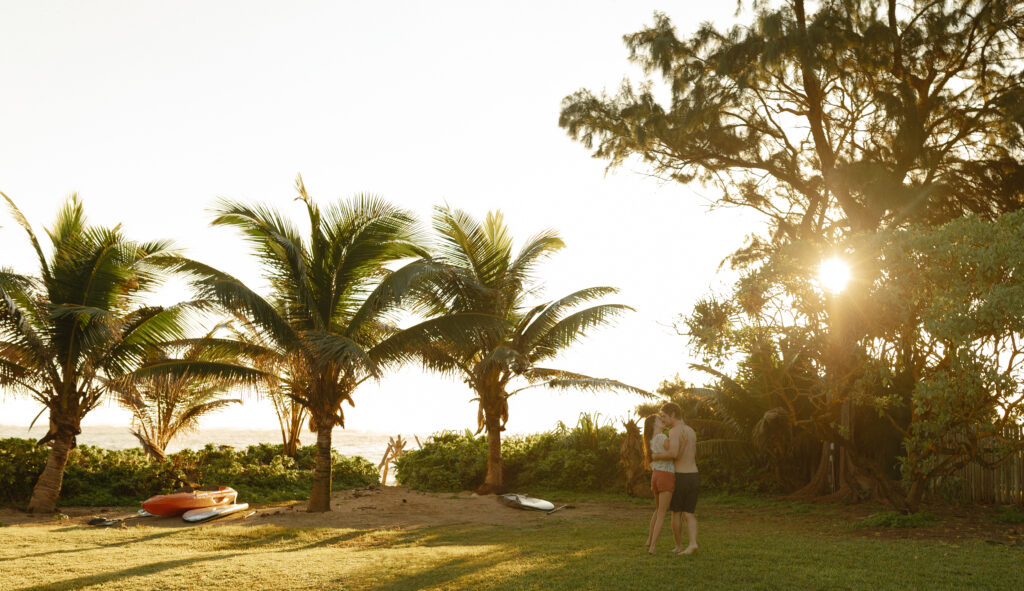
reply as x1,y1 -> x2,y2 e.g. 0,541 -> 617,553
415,206 -> 647,493
268,381 -> 309,457
178,177 -> 495,512
227,316 -> 309,457
0,193 -> 199,511
111,326 -> 243,461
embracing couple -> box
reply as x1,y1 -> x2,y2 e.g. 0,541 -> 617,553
643,402 -> 699,555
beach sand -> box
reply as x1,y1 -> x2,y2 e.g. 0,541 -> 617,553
0,486 -> 645,531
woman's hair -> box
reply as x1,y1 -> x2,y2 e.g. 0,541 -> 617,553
642,414 -> 659,470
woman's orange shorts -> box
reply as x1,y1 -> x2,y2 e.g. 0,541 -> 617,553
651,469 -> 675,495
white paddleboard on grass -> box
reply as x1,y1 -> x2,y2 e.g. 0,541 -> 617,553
498,494 -> 555,512
182,503 -> 250,523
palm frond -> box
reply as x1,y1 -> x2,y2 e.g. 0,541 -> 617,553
129,359 -> 265,385
345,259 -> 440,338
168,398 -> 242,435
517,286 -> 620,348
528,303 -> 633,362
515,367 -> 652,397
302,330 -> 376,376
1,192 -> 52,282
369,312 -> 505,370
506,229 -> 565,286
172,257 -> 299,349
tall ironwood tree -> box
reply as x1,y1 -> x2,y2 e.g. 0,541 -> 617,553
560,0 -> 1024,509
561,0 -> 1023,249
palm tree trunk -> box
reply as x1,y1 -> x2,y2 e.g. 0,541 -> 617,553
27,429 -> 76,512
479,412 -> 503,494
307,425 -> 334,512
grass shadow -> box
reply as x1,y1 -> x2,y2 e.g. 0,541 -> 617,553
17,552 -> 242,591
340,551 -> 513,590
0,529 -> 184,562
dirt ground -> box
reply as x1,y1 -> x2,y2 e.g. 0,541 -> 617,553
0,487 -> 644,531
2,487 -> 1022,546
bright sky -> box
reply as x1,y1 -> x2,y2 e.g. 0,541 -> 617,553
0,1 -> 759,436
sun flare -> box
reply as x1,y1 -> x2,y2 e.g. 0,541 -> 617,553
818,257 -> 851,294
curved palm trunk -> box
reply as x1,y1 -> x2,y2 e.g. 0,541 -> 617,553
307,425 -> 334,512
479,411 -> 504,494
283,405 -> 305,457
27,429 -> 76,512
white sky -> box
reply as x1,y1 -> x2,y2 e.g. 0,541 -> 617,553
0,1 -> 759,436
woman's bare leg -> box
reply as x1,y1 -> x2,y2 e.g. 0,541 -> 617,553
646,506 -> 657,547
647,491 -> 672,554
671,512 -> 683,552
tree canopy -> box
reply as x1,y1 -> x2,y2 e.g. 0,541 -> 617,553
561,0 -> 1024,260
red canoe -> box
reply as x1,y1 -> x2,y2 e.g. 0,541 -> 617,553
142,487 -> 238,516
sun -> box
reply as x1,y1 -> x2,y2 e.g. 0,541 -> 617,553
818,257 -> 851,294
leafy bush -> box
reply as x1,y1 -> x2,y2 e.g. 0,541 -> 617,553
853,511 -> 939,529
396,414 -> 627,493
0,438 -> 49,505
394,431 -> 487,492
0,439 -> 378,508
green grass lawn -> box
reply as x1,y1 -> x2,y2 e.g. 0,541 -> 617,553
1,495 -> 1021,591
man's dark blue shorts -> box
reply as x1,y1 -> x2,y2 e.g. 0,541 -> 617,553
670,472 -> 700,513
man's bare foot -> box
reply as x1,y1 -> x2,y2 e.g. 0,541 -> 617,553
671,546 -> 684,554
681,545 -> 698,555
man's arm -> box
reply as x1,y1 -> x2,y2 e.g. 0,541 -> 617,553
651,429 -> 680,461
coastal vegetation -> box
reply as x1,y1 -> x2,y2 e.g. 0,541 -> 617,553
0,438 -> 377,507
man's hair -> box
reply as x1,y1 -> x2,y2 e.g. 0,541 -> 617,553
660,402 -> 683,419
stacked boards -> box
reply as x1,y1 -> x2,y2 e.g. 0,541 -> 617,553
137,486 -> 252,524
183,503 -> 250,523
142,486 -> 238,517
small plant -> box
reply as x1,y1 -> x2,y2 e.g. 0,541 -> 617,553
992,508 -> 1024,524
853,511 -> 938,529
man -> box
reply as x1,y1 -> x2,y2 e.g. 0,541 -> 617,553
652,401 -> 699,555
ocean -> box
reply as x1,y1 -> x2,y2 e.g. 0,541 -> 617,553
0,425 -> 424,484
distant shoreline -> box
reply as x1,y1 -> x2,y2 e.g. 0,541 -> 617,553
0,424 -> 429,485
0,424 -> 421,459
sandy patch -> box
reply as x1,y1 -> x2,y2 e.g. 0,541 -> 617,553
0,487 -> 647,531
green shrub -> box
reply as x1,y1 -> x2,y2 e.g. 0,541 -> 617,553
0,439 -> 378,508
396,414 -> 627,493
0,438 -> 49,505
853,511 -> 939,528
992,508 -> 1024,524
395,431 -> 487,492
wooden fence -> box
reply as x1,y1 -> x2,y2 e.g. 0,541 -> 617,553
937,424 -> 1024,505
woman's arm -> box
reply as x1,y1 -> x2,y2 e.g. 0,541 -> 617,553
651,432 -> 679,461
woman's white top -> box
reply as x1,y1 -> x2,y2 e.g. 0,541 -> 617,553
649,433 -> 675,472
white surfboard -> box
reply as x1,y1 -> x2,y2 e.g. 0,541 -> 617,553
182,503 -> 250,523
498,493 -> 555,512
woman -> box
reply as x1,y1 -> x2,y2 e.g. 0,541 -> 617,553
643,414 -> 675,554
